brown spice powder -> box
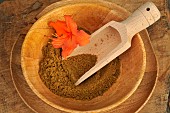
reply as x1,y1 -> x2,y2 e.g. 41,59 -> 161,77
39,43 -> 120,100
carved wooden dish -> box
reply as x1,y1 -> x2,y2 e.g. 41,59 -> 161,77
20,1 -> 146,112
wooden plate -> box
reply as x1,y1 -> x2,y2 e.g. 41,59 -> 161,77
10,0 -> 158,113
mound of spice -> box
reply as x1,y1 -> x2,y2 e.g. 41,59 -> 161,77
39,43 -> 120,100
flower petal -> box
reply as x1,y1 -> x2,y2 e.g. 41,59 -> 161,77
49,20 -> 68,36
52,38 -> 65,48
65,37 -> 77,48
64,15 -> 78,35
62,48 -> 74,59
75,30 -> 90,46
52,34 -> 68,48
62,37 -> 77,58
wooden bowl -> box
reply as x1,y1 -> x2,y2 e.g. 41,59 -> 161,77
21,3 -> 146,112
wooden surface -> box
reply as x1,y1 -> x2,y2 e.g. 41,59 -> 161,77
10,0 -> 157,111
0,0 -> 169,113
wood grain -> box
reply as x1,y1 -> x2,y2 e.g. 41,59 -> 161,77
0,0 -> 169,113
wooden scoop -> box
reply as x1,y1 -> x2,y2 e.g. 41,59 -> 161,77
72,2 -> 160,86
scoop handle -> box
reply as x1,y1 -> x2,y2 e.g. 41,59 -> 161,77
122,2 -> 160,39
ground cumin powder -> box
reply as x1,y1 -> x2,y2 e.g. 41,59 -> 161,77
39,43 -> 120,100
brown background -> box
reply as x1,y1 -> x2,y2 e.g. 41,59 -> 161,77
0,0 -> 170,113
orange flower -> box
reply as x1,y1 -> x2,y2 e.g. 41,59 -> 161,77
49,15 -> 90,59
